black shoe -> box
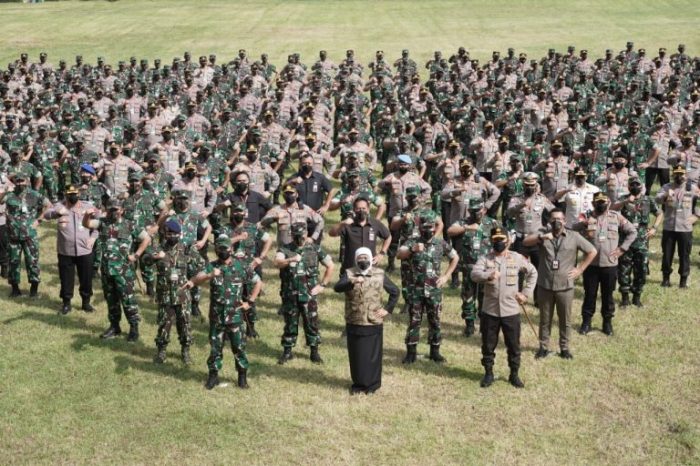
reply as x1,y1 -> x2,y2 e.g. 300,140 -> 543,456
620,292 -> 630,307
60,299 -> 71,315
632,293 -> 643,307
579,319 -> 592,335
154,348 -> 166,364
29,282 -> 38,298
480,368 -> 494,388
237,370 -> 249,389
81,298 -> 95,313
509,370 -> 525,388
602,319 -> 614,336
126,323 -> 139,342
535,348 -> 550,359
205,371 -> 220,390
661,275 -> 671,287
428,344 -> 446,363
181,347 -> 191,365
278,347 -> 293,365
246,322 -> 259,339
9,283 -> 21,298
310,346 -> 323,364
559,350 -> 574,360
100,325 -> 122,339
464,320 -> 475,337
146,282 -> 155,297
402,345 -> 417,364
679,276 -> 688,288
449,276 -> 460,289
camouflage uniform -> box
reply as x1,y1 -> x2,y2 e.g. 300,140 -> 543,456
31,137 -> 64,202
618,192 -> 659,300
4,185 -> 48,287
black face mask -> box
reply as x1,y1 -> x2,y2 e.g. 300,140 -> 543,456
406,196 -> 418,207
15,185 -> 26,194
594,202 -> 607,214
246,153 -> 258,162
613,161 -> 625,169
461,169 -> 473,178
128,184 -> 140,195
674,175 -> 684,185
552,149 -> 562,157
629,186 -> 642,196
575,176 -> 585,186
66,194 -> 79,204
301,165 -> 312,174
355,211 -> 368,222
398,167 -> 409,175
174,199 -> 189,211
420,228 -> 434,241
165,234 -> 179,245
293,234 -> 306,246
524,186 -> 536,196
469,210 -> 482,223
216,250 -> 231,260
357,260 -> 371,271
550,220 -> 563,232
493,240 -> 507,252
184,171 -> 196,180
283,193 -> 297,205
232,213 -> 246,224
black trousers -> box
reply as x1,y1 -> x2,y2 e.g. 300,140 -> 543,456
514,239 -> 540,301
346,323 -> 383,393
661,230 -> 692,278
0,224 -> 7,268
58,253 -> 93,302
645,167 -> 669,194
582,265 -> 617,321
480,313 -> 521,370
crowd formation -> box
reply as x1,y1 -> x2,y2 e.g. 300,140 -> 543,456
1,42 -> 698,392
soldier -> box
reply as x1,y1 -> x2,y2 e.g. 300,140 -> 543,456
274,222 -> 334,365
95,142 -> 143,197
145,220 -> 206,365
613,176 -> 662,306
30,124 -> 66,203
397,211 -> 459,364
0,172 -> 50,297
83,198 -> 151,341
259,184 -> 324,246
447,198 -> 501,336
186,234 -> 262,390
573,192 -> 637,336
471,227 -> 537,388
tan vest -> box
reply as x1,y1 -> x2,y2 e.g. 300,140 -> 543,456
344,268 -> 386,326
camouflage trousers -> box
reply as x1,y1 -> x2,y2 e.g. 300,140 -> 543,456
9,236 -> 40,285
243,282 -> 257,323
92,238 -> 103,272
207,321 -> 248,372
461,265 -> 483,322
618,247 -> 648,294
400,261 -> 413,305
155,304 -> 192,350
41,169 -> 61,203
280,298 -> 321,348
101,269 -> 140,326
405,296 -> 442,346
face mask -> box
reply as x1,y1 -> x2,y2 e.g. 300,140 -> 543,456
174,199 -> 189,211
183,171 -> 195,180
493,240 -> 507,253
165,234 -> 179,245
107,209 -> 120,220
613,161 -> 625,170
246,153 -> 258,162
552,149 -> 562,157
674,175 -> 684,185
470,210 -> 482,223
66,194 -> 79,204
232,213 -> 246,224
234,182 -> 248,194
301,165 -> 312,174
398,166 -> 409,175
420,228 -> 434,240
594,202 -> 607,214
357,260 -> 371,271
128,184 -> 140,195
550,220 -> 563,232
283,193 -> 296,205
575,176 -> 585,186
293,234 -> 305,246
355,211 -> 368,222
524,186 -> 536,196
216,250 -> 231,260
81,176 -> 92,185
461,169 -> 473,178
630,186 -> 642,196
406,196 -> 418,207
15,184 -> 26,194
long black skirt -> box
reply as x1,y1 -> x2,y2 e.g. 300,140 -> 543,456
346,323 -> 383,394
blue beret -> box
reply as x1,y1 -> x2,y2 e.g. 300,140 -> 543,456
80,163 -> 96,175
164,219 -> 182,233
397,154 -> 412,165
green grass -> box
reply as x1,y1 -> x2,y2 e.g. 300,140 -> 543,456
1,0 -> 700,464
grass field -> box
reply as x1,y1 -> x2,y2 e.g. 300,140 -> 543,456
1,0 -> 700,464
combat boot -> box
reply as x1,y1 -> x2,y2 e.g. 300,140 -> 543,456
60,299 -> 71,315
508,368 -> 525,388
237,369 -> 249,389
402,345 -> 417,364
205,371 -> 220,390
602,318 -> 614,336
9,283 -> 21,298
278,346 -> 293,365
450,272 -> 460,289
632,293 -> 643,307
579,317 -> 592,335
620,292 -> 630,307
535,347 -> 550,359
126,323 -> 139,342
661,274 -> 671,287
181,347 -> 191,365
154,347 -> 167,364
679,276 -> 688,288
100,325 -> 122,339
480,367 -> 494,388
428,344 -> 446,363
464,320 -> 476,337
29,282 -> 38,298
146,281 -> 155,297
81,297 -> 95,313
310,346 -> 323,364
246,321 -> 259,339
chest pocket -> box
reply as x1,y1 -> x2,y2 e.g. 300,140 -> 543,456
607,218 -> 619,240
302,248 -> 319,272
278,214 -> 291,231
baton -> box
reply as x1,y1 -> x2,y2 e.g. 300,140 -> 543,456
519,302 -> 539,341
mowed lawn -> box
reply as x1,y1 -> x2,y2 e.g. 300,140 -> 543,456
1,0 -> 700,464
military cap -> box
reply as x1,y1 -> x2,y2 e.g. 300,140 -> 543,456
509,152 -> 524,162
654,115 -> 665,124
291,222 -> 307,235
638,48 -> 646,54
448,139 -> 459,148
459,158 -> 473,169
263,110 -> 274,117
145,151 -> 160,162
626,41 -> 634,47
581,49 -> 588,54
405,185 -> 420,197
161,125 -> 173,133
484,121 -> 494,129
147,101 -> 157,109
605,111 -> 616,119
305,133 -> 317,141
522,172 -> 539,185
105,198 -> 123,210
186,101 -> 196,108
587,130 -> 599,140
128,171 -> 144,182
164,219 -> 181,233
65,185 -> 80,195
348,127 -> 359,135
397,154 -> 413,165
12,172 -> 28,181
231,202 -> 246,213
80,163 -> 96,175
593,192 -> 608,203
283,184 -> 297,194
519,53 -> 527,58
629,175 -> 642,186
419,88 -> 429,95
573,165 -> 587,176
303,117 -> 314,125
672,165 -> 686,175
419,210 -> 437,225
183,161 -> 197,171
499,136 -> 509,144
551,140 -> 563,149
490,226 -> 508,241
172,188 -> 191,199
346,169 -> 360,179
246,144 -> 258,153
214,234 -> 232,248
469,198 -> 484,210
72,133 -> 85,143
535,128 -> 546,136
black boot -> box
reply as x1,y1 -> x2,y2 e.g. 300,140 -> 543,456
620,292 -> 630,307
535,347 -> 550,359
632,293 -> 643,307
310,346 -> 323,364
181,347 -> 191,365
450,273 -> 460,289
428,344 -> 446,363
480,367 -> 494,388
60,299 -> 71,315
126,323 -> 139,342
100,324 -> 122,339
579,317 -> 592,335
154,347 -> 167,364
191,302 -> 201,318
0,264 -> 7,278
464,320 -> 475,337
246,321 -> 259,339
278,346 -> 293,365
237,369 -> 249,389
81,297 -> 95,313
679,276 -> 688,288
602,318 -> 614,336
146,281 -> 155,297
661,274 -> 671,287
29,282 -> 38,298
205,370 -> 220,390
9,283 -> 21,298
402,345 -> 417,364
508,368 -> 525,388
